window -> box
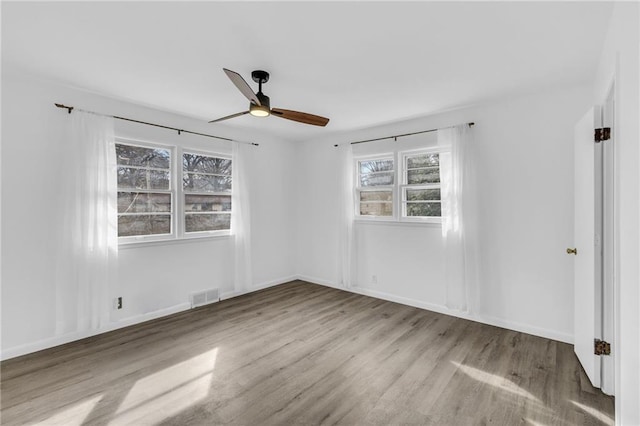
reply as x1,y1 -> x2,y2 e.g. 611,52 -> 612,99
116,143 -> 173,237
355,149 -> 443,222
116,140 -> 232,242
183,152 -> 232,233
356,156 -> 394,217
401,151 -> 441,218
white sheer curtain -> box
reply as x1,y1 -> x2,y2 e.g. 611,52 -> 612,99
56,111 -> 117,334
337,144 -> 355,288
438,124 -> 477,312
232,142 -> 253,293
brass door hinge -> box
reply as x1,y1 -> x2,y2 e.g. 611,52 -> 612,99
594,339 -> 611,356
594,127 -> 611,143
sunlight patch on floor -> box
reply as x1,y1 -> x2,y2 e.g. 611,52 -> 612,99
570,400 -> 613,424
110,347 -> 218,425
451,361 -> 541,402
34,394 -> 103,426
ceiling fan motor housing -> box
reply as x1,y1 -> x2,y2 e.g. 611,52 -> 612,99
250,92 -> 270,116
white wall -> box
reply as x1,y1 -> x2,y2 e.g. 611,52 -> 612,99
1,70 -> 297,359
296,84 -> 592,344
350,133 -> 447,309
594,3 -> 640,425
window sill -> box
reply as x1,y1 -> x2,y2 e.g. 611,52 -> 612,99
118,232 -> 232,249
354,219 -> 442,228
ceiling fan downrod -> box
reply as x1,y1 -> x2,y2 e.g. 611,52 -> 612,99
251,70 -> 269,94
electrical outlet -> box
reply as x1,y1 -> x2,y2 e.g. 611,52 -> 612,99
371,275 -> 378,284
114,297 -> 123,310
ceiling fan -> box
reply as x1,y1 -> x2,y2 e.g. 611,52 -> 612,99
209,69 -> 330,127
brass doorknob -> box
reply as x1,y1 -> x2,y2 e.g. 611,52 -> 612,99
567,248 -> 578,255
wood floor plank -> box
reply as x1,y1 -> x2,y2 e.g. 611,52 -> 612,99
1,281 -> 614,425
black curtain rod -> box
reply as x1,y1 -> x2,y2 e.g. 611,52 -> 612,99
333,122 -> 474,147
54,103 -> 259,146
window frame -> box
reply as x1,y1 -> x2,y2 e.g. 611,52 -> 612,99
399,147 -> 443,224
116,138 -> 176,244
353,147 -> 445,224
354,153 -> 397,222
116,138 -> 232,246
181,148 -> 233,237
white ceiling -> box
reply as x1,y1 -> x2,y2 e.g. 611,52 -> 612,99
2,1 -> 612,142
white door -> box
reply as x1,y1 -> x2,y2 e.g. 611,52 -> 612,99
573,107 -> 601,388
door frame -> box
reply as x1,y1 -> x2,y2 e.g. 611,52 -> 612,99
599,81 -> 616,396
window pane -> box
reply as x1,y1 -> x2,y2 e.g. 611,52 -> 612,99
360,202 -> 393,216
406,188 -> 441,201
185,194 -> 231,212
360,191 -> 392,202
116,145 -> 170,169
118,214 -> 171,236
185,213 -> 231,232
183,154 -> 232,175
406,202 -> 441,217
407,168 -> 440,184
183,173 -> 232,192
359,159 -> 393,174
360,172 -> 394,187
407,153 -> 439,168
118,167 -> 170,190
118,192 -> 171,213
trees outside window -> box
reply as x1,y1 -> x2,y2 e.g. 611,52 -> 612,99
183,153 -> 232,233
402,152 -> 441,218
116,141 -> 232,242
355,149 -> 442,222
357,157 -> 394,217
116,144 -> 172,237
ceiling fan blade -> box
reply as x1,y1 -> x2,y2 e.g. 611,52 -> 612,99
223,68 -> 261,106
208,110 -> 250,123
271,108 -> 330,127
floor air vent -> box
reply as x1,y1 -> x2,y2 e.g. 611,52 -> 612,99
190,288 -> 220,308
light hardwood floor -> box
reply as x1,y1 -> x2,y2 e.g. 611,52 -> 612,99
1,281 -> 614,425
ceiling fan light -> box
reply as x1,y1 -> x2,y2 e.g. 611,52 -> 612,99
250,93 -> 271,117
249,104 -> 270,117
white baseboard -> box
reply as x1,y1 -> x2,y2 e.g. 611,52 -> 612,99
471,312 -> 573,345
1,302 -> 191,361
351,285 -> 461,318
357,286 -> 572,343
2,274 -> 571,361
295,279 -> 573,344
295,274 -> 344,290
114,302 -> 192,330
220,275 -> 298,300
2,275 -> 299,361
